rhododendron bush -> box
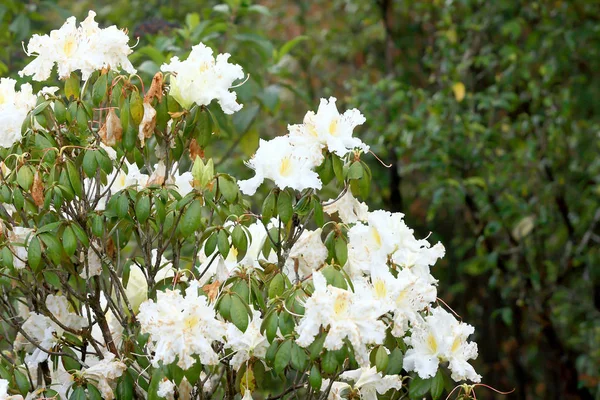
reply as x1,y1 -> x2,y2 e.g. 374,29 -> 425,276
0,11 -> 484,400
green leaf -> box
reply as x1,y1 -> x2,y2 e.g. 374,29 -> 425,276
332,155 -> 344,183
117,193 -> 129,219
65,74 -> 80,100
334,236 -> 348,266
194,108 -> 213,147
92,214 -> 104,237
321,350 -> 338,375
274,340 -> 292,374
17,166 -> 33,190
231,224 -> 248,261
82,150 -> 98,178
135,195 -> 151,224
92,73 -> 108,106
40,233 -> 63,265
375,346 -> 389,373
262,191 -> 276,221
86,384 -> 102,400
28,236 -> 42,272
62,226 -> 77,256
264,312 -> 278,343
68,386 -> 86,400
277,190 -> 293,224
66,161 -> 82,198
204,232 -> 218,256
431,370 -> 445,400
218,176 -> 239,203
217,229 -> 230,259
312,197 -> 324,227
130,91 -> 144,126
268,273 -> 285,299
347,161 -> 363,180
309,364 -> 322,390
409,375 -> 432,399
230,295 -> 249,332
290,342 -> 308,371
308,334 -> 325,360
384,348 -> 404,375
278,35 -> 309,60
116,372 -> 134,400
179,199 -> 202,236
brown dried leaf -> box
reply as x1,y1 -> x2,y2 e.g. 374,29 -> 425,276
144,72 -> 164,103
100,109 -> 123,146
203,280 -> 221,302
138,102 -> 156,147
31,171 -> 44,207
189,139 -> 205,160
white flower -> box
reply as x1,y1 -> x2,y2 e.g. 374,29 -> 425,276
288,97 -> 368,157
173,171 -> 194,196
14,313 -> 60,365
161,42 -> 244,113
0,78 -> 36,148
225,308 -> 268,370
80,246 -> 102,279
320,380 -> 350,400
346,210 -> 444,283
125,264 -> 148,313
138,281 -> 227,369
403,307 -> 481,382
295,271 -> 387,366
81,353 -> 127,400
338,366 -> 403,400
46,294 -> 87,330
238,136 -> 322,195
0,378 -> 24,400
20,11 -> 135,81
323,191 -> 369,224
9,227 -> 33,269
284,228 -> 328,279
157,379 -> 176,399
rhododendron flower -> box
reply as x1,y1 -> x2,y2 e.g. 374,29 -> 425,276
403,307 -> 481,382
0,78 -> 36,148
161,43 -> 244,113
238,137 -> 322,195
288,97 -> 368,157
138,281 -> 227,369
157,379 -> 176,400
225,308 -> 268,370
339,366 -> 403,400
0,379 -> 23,400
295,271 -> 387,366
323,190 -> 369,224
359,267 -> 437,336
284,228 -> 328,279
20,11 -> 135,81
45,294 -> 87,330
14,313 -> 60,365
80,353 -> 127,400
8,227 -> 33,269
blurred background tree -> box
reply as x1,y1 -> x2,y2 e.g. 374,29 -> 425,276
1,0 -> 598,399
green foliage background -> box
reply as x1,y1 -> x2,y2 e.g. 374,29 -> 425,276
1,0 -> 598,398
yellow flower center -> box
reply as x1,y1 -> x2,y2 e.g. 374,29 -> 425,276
0,92 -> 5,105
371,227 -> 382,248
279,157 -> 293,177
451,337 -> 461,354
308,124 -> 319,138
427,333 -> 438,354
333,293 -> 349,316
63,36 -> 77,57
328,117 -> 339,136
396,289 -> 408,305
184,314 -> 200,331
373,278 -> 387,299
199,62 -> 210,73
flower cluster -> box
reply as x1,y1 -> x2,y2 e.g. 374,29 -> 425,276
20,11 -> 135,81
238,97 -> 367,195
0,78 -> 36,148
161,43 -> 245,113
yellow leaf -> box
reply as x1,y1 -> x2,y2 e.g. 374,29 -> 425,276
452,82 -> 466,102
